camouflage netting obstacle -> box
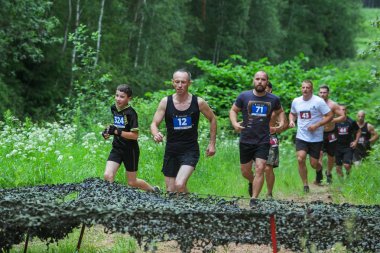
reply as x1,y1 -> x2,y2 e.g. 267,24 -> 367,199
1,178 -> 379,252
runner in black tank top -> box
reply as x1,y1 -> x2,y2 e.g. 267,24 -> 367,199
151,69 -> 217,193
353,110 -> 379,163
164,94 -> 200,153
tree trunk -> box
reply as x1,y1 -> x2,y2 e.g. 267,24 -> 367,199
62,0 -> 72,53
134,0 -> 146,68
70,0 -> 81,91
95,0 -> 106,66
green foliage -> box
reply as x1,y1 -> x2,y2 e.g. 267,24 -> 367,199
187,54 -> 379,122
57,25 -> 113,135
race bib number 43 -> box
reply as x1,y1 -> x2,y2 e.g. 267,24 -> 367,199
173,116 -> 192,130
114,115 -> 125,128
300,111 -> 311,119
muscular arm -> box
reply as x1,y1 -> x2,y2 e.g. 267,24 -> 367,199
331,103 -> 346,124
199,97 -> 217,156
368,123 -> 379,144
229,104 -> 244,132
150,97 -> 167,142
308,111 -> 334,132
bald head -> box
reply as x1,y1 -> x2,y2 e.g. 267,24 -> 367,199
357,110 -> 366,124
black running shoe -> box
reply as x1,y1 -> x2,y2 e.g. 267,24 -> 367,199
304,185 -> 310,193
152,186 -> 161,193
315,170 -> 323,185
248,182 -> 253,197
249,198 -> 257,208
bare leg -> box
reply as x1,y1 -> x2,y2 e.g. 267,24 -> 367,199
327,154 -> 335,175
126,171 -> 154,191
104,161 -> 120,183
336,165 -> 344,177
265,164 -> 275,196
297,150 -> 308,186
241,161 -> 254,196
175,165 -> 194,193
165,177 -> 176,192
252,158 -> 266,198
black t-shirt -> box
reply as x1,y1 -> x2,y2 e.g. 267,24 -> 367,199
110,104 -> 138,148
234,91 -> 281,144
358,122 -> 371,149
336,117 -> 359,146
164,95 -> 200,152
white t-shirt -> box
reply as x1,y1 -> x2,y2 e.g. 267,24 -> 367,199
291,95 -> 331,142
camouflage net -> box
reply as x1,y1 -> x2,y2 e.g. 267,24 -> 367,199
0,178 -> 379,252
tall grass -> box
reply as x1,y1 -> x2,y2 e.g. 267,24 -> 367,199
1,115 -> 378,204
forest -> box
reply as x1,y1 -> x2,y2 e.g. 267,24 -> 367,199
0,0 -> 370,121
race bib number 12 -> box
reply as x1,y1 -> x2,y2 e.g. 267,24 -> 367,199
173,116 -> 192,130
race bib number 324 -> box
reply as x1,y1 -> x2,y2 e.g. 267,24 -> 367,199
114,115 -> 125,128
173,116 -> 192,130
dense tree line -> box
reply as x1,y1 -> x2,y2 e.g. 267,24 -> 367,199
0,0 -> 363,120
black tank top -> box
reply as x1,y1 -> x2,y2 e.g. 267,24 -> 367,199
165,95 -> 200,151
358,122 -> 371,146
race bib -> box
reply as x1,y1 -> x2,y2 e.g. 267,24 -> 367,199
328,133 -> 337,142
250,103 -> 268,117
173,116 -> 192,130
358,137 -> 365,144
300,111 -> 311,119
114,115 -> 125,128
338,126 -> 348,135
270,136 -> 279,147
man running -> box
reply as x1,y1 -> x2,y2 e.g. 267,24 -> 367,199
317,85 -> 346,184
289,80 -> 333,193
265,82 -> 287,198
335,105 -> 361,177
150,69 -> 217,193
353,110 -> 379,164
230,71 -> 285,207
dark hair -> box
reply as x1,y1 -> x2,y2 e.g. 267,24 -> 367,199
319,84 -> 330,92
174,69 -> 192,81
268,81 -> 273,89
116,84 -> 132,97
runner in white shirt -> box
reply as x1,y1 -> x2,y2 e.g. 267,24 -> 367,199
289,80 -> 333,193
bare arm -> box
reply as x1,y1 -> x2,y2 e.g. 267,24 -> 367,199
150,97 -> 167,143
199,97 -> 217,157
288,112 -> 297,128
351,128 -> 361,149
308,111 -> 334,132
270,107 -> 287,134
331,103 -> 346,124
368,123 -> 379,144
229,104 -> 244,132
120,131 -> 138,140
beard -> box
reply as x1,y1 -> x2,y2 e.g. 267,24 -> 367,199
254,85 -> 265,92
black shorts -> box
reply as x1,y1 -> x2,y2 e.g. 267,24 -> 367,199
335,146 -> 354,166
162,149 -> 200,177
353,144 -> 370,162
322,130 -> 337,157
295,138 -> 323,159
107,144 -> 139,172
239,142 -> 270,164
